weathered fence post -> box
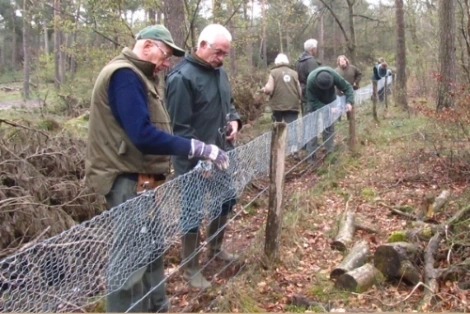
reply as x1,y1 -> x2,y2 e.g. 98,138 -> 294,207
347,106 -> 357,154
264,122 -> 287,260
372,80 -> 379,123
384,76 -> 389,110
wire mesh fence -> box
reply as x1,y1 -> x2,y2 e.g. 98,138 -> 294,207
0,77 -> 392,313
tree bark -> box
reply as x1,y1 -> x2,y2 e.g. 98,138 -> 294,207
374,242 -> 422,285
330,240 -> 370,280
437,0 -> 456,109
331,211 -> 355,251
164,0 -> 186,66
22,0 -> 31,99
335,263 -> 384,292
395,0 -> 408,110
10,4 -> 17,69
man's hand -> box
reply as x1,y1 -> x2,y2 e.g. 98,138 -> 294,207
189,139 -> 230,170
226,121 -> 239,141
346,103 -> 352,112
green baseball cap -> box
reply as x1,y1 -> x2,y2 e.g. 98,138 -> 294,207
136,25 -> 185,57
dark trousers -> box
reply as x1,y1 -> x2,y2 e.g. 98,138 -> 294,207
105,174 -> 168,313
272,110 -> 299,124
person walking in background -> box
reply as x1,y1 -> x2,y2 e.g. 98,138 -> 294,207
166,24 -> 242,290
85,24 -> 229,312
295,38 -> 321,115
335,55 -> 362,120
261,53 -> 302,159
306,66 -> 355,161
261,53 -> 302,124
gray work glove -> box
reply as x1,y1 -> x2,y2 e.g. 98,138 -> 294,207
189,139 -> 230,170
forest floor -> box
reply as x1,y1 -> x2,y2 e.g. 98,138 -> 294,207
163,101 -> 470,312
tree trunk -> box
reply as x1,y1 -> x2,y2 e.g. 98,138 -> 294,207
374,242 -> 422,285
213,0 -> 223,23
346,0 -> 357,65
147,8 -> 156,24
331,211 -> 355,251
43,24 -> 49,55
330,240 -> 370,280
70,0 -> 82,80
164,0 -> 186,66
23,0 -> 31,99
335,263 -> 384,292
395,0 -> 408,110
437,0 -> 456,109
54,0 -> 65,89
318,10 -> 325,61
10,6 -> 17,69
244,0 -> 253,68
260,0 -> 267,68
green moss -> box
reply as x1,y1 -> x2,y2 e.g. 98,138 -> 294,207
387,230 -> 408,243
37,118 -> 60,131
361,187 -> 375,200
398,205 -> 414,213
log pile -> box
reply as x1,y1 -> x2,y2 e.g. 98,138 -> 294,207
328,190 -> 470,309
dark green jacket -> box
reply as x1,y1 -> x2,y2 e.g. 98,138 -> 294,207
165,52 -> 242,175
306,67 -> 355,112
295,51 -> 321,101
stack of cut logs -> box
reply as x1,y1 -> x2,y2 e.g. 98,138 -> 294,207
330,190 -> 470,308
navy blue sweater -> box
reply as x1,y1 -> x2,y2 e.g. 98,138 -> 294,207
108,68 -> 191,156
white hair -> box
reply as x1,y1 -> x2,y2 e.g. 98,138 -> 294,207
197,24 -> 232,48
274,53 -> 289,65
304,38 -> 318,51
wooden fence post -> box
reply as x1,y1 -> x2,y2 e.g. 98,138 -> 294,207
384,76 -> 389,110
372,80 -> 379,123
264,122 -> 287,260
347,106 -> 357,155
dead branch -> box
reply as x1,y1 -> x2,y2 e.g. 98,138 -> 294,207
0,119 -> 50,139
432,190 -> 450,213
420,230 -> 444,310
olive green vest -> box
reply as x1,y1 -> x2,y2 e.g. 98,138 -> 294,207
85,48 -> 172,195
269,65 -> 301,112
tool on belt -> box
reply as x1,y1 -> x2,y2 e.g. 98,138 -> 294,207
136,173 -> 166,194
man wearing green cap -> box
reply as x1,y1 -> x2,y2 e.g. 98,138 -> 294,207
305,66 -> 354,160
86,24 -> 230,312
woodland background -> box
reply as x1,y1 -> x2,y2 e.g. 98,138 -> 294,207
1,0 -> 470,312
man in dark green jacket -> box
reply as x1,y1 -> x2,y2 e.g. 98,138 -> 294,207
165,24 -> 242,290
306,66 -> 354,159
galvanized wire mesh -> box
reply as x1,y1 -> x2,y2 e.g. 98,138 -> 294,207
0,78 -> 392,313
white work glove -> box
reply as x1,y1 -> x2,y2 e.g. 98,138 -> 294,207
189,139 -> 230,170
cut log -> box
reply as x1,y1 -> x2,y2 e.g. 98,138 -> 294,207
432,190 -> 450,213
330,240 -> 370,280
331,211 -> 355,251
335,263 -> 384,292
354,219 -> 380,234
374,242 -> 422,285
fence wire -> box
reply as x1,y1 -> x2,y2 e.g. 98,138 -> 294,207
0,77 -> 392,313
